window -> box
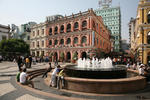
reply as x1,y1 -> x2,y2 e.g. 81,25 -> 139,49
37,41 -> 40,47
81,36 -> 87,44
33,31 -> 35,36
42,29 -> 44,35
49,40 -> 52,45
60,25 -> 64,33
74,22 -> 79,30
54,40 -> 58,45
60,39 -> 64,45
49,28 -> 52,35
67,38 -> 71,44
74,37 -> 78,44
37,30 -> 39,36
148,32 -> 150,44
82,20 -> 87,28
42,41 -> 44,47
54,26 -> 58,35
67,24 -> 71,32
32,42 -> 35,48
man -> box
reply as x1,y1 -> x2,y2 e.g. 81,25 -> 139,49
17,56 -> 22,70
29,56 -> 32,68
20,68 -> 34,88
42,62 -> 52,78
49,65 -> 60,87
57,68 -> 65,89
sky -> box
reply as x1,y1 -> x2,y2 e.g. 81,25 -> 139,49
0,0 -> 139,42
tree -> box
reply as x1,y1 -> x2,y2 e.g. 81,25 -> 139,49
0,39 -> 29,57
60,52 -> 64,62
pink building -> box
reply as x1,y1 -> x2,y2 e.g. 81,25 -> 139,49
46,9 -> 111,62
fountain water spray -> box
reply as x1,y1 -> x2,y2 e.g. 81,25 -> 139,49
77,57 -> 113,69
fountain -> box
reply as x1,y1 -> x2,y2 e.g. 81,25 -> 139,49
48,57 -> 146,93
65,57 -> 127,79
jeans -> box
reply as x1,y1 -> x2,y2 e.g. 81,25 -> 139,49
57,76 -> 64,89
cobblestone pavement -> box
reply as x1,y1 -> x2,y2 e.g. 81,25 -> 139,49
1,61 -> 150,100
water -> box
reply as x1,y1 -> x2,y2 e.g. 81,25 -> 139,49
77,57 -> 113,69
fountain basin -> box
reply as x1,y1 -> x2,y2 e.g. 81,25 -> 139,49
64,74 -> 146,94
65,65 -> 127,79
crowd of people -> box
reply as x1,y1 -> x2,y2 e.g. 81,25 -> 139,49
16,58 -> 65,89
15,55 -> 150,89
16,68 -> 34,88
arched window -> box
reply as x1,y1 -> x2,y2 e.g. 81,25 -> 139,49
60,39 -> 64,45
148,11 -> 150,23
54,40 -> 58,45
49,40 -> 52,45
60,25 -> 64,33
54,26 -> 58,35
148,32 -> 150,44
81,36 -> 87,44
49,28 -> 52,35
67,38 -> 71,44
82,20 -> 87,28
67,23 -> 71,32
74,22 -> 79,30
74,37 -> 78,44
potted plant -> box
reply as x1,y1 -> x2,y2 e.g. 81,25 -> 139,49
72,52 -> 78,63
60,52 -> 64,62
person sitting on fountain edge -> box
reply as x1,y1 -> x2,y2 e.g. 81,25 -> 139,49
49,65 -> 60,87
57,67 -> 66,89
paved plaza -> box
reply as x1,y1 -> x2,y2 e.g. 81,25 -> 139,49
0,61 -> 150,100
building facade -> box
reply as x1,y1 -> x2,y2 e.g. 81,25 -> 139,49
11,22 -> 37,44
95,3 -> 121,52
0,24 -> 10,41
131,0 -> 150,65
45,9 -> 111,62
30,23 -> 47,57
129,18 -> 136,56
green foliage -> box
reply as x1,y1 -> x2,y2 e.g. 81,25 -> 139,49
60,52 -> 64,58
0,39 -> 29,56
72,52 -> 78,60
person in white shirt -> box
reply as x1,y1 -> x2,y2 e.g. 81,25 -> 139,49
20,68 -> 34,88
49,65 -> 60,87
139,64 -> 145,76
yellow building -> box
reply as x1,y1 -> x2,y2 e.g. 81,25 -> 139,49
132,0 -> 150,65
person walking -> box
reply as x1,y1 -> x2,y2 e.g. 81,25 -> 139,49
42,62 -> 52,78
29,56 -> 32,68
17,56 -> 22,70
25,57 -> 30,68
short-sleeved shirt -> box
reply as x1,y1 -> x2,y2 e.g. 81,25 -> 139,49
139,68 -> 145,75
52,68 -> 59,76
20,72 -> 27,83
